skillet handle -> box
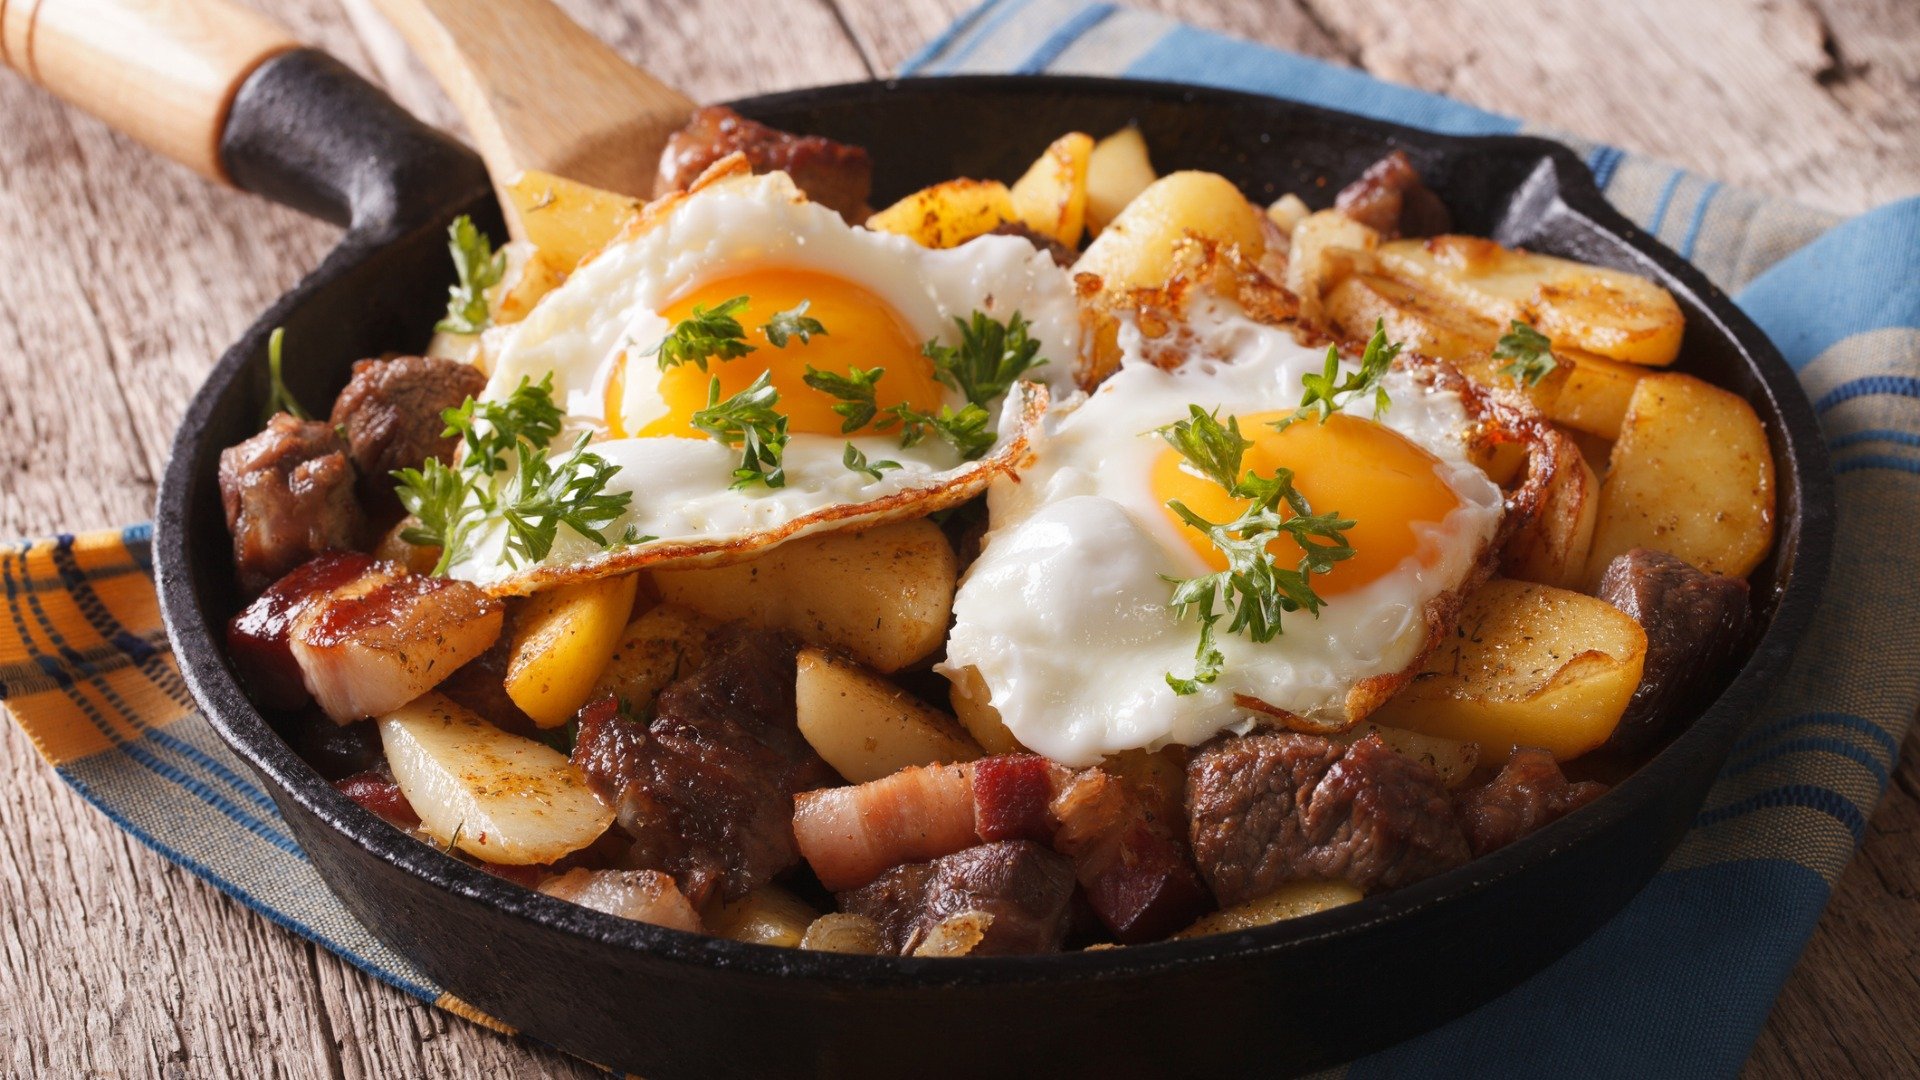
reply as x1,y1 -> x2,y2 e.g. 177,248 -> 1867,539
2,0 -> 489,232
0,0 -> 295,182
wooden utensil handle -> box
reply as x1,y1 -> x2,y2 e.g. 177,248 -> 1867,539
0,0 -> 297,183
370,0 -> 694,201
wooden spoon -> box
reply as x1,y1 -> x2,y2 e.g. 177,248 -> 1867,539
369,0 -> 696,239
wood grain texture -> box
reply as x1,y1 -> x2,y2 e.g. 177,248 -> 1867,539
0,1 -> 1911,1077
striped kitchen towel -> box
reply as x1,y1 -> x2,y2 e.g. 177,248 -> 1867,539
6,3 -> 1919,1077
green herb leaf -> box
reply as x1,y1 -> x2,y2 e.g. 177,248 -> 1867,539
691,371 -> 789,489
393,457 -> 482,575
444,373 -> 564,478
1155,407 -> 1357,694
262,326 -> 312,422
1274,319 -> 1402,432
922,310 -> 1047,408
647,295 -> 755,372
802,364 -> 885,433
762,301 -> 827,347
843,442 -> 901,482
879,401 -> 996,460
1492,320 -> 1557,388
499,432 -> 634,566
436,215 -> 506,335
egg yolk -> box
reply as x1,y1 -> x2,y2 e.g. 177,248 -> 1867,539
604,268 -> 946,439
1151,411 -> 1464,597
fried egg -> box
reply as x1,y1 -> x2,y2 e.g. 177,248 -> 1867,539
941,308 -> 1504,766
449,167 -> 1080,591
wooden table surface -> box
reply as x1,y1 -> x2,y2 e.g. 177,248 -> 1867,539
3,0 -> 1916,1076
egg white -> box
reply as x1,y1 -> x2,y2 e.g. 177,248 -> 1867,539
446,171 -> 1081,590
941,310 -> 1503,766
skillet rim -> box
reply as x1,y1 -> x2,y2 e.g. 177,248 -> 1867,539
155,72 -> 1835,989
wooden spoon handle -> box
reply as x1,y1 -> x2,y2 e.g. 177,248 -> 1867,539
369,0 -> 695,203
0,0 -> 296,182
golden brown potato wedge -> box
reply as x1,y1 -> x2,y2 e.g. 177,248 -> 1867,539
1585,373 -> 1776,581
1502,430 -> 1601,590
587,603 -> 710,711
1550,349 -> 1648,440
866,178 -> 1015,248
1174,880 -> 1364,938
1075,170 -> 1267,291
944,664 -> 1025,755
1374,236 -> 1684,366
1265,193 -> 1310,235
1011,132 -> 1094,248
506,170 -> 643,272
1284,210 -> 1380,323
1323,271 -> 1501,366
1369,579 -> 1648,760
653,519 -> 958,673
490,244 -> 568,326
505,574 -> 640,727
1085,126 -> 1158,236
795,648 -> 983,783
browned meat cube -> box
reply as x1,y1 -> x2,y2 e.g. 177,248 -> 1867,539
1334,150 -> 1451,238
329,354 -> 487,515
227,550 -> 378,710
1454,747 -> 1607,857
572,626 -> 836,907
654,105 -> 873,221
838,841 -> 1077,956
1596,547 -> 1752,753
219,413 -> 364,594
1187,732 -> 1470,906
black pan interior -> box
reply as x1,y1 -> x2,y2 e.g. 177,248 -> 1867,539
155,74 -> 1833,1078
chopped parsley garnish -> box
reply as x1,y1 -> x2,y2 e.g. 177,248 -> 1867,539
842,442 -> 901,482
880,401 -> 996,460
1156,407 -> 1357,695
436,215 -> 506,335
647,295 -> 755,372
924,311 -> 1046,408
1493,320 -> 1557,387
1273,319 -> 1402,432
262,327 -> 311,421
691,371 -> 789,489
762,301 -> 827,347
392,374 -> 630,574
802,364 -> 884,433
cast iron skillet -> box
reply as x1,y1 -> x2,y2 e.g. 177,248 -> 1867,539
142,50 -> 1831,1080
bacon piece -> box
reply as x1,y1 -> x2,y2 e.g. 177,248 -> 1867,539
1050,769 -> 1211,943
793,762 -> 978,891
287,560 -> 503,722
971,754 -> 1061,843
227,551 -> 377,710
333,765 -> 419,828
539,868 -> 702,932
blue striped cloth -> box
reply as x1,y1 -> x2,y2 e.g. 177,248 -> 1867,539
908,3 -> 1920,1077
3,2 -> 1917,1074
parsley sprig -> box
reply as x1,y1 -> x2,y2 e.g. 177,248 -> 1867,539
393,374 -> 632,573
1492,320 -> 1557,387
692,371 -> 789,489
1157,407 -> 1357,695
802,364 -> 884,433
843,443 -> 901,482
762,302 -> 827,347
262,327 -> 311,422
436,216 -> 506,335
1274,320 -> 1402,431
648,296 -> 755,372
923,311 -> 1047,406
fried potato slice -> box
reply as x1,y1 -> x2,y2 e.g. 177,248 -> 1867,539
1284,210 -> 1380,324
1374,236 -> 1684,366
506,170 -> 644,272
1173,881 -> 1364,939
944,664 -> 1025,755
707,885 -> 818,947
1085,126 -> 1158,237
1501,428 -> 1601,590
504,573 -> 640,728
866,178 -> 1015,248
1075,170 -> 1267,291
1550,349 -> 1648,440
1585,373 -> 1776,581
1369,579 -> 1648,760
796,648 -> 983,783
1011,131 -> 1094,248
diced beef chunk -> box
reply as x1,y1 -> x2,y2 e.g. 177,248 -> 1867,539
1051,768 -> 1212,942
219,414 -> 364,594
1187,732 -> 1470,906
1596,548 -> 1752,753
655,105 -> 873,221
1455,747 -> 1607,857
1334,150 -> 1451,238
572,626 -> 835,906
329,355 -> 487,515
987,221 -> 1076,267
838,841 -> 1076,956
227,550 -> 377,710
